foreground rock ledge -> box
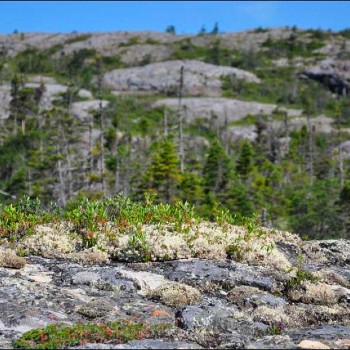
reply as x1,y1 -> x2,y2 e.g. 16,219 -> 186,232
1,234 -> 350,349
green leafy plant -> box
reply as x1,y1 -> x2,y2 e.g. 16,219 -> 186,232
13,320 -> 171,349
213,201 -> 235,228
266,321 -> 285,335
0,196 -> 55,240
286,253 -> 319,289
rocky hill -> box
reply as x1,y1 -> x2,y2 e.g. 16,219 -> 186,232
1,27 -> 350,240
1,27 -> 350,348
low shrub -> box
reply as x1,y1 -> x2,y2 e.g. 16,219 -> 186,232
13,320 -> 171,349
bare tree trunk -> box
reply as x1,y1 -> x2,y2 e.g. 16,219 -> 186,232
21,119 -> 25,135
88,115 -> 94,189
178,65 -> 184,173
95,57 -> 106,195
115,160 -> 120,194
27,168 -> 32,197
99,113 -> 106,193
337,110 -> 345,188
283,111 -> 289,138
65,143 -> 73,200
164,107 -> 168,137
0,190 -> 16,199
224,107 -> 229,154
38,114 -> 44,163
114,128 -> 120,193
307,114 -> 314,185
58,123 -> 73,200
56,145 -> 66,206
339,151 -> 344,188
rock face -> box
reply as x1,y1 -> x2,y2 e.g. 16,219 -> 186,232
303,59 -> 350,95
334,140 -> 350,160
154,97 -> 336,142
0,28 -> 297,60
1,233 -> 350,350
154,97 -> 301,123
0,78 -> 104,121
104,60 -> 260,97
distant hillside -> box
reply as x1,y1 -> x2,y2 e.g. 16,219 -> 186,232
1,26 -> 350,239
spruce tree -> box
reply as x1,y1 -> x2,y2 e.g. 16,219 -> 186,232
236,140 -> 254,180
141,138 -> 182,203
180,171 -> 204,205
203,138 -> 234,199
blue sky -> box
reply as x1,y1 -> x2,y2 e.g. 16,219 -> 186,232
0,1 -> 349,34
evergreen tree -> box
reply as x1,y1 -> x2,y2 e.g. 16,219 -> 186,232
236,140 -> 254,180
198,25 -> 207,35
179,171 -> 204,205
206,39 -> 221,65
140,138 -> 182,203
335,182 -> 350,237
211,22 -> 219,35
203,138 -> 234,201
226,180 -> 254,219
165,25 -> 176,34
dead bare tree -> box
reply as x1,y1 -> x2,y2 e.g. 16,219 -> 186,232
177,65 -> 184,172
164,107 -> 168,137
96,56 -> 106,195
306,114 -> 314,185
336,105 -> 345,188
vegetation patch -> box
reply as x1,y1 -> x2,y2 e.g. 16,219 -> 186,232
0,248 -> 26,268
13,320 -> 171,349
0,195 -> 287,268
65,34 -> 92,44
262,33 -> 326,59
148,282 -> 202,307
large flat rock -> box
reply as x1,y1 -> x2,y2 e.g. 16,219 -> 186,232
154,97 -> 302,123
104,60 -> 260,97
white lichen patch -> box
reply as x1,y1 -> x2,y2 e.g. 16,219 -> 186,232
228,285 -> 265,306
315,269 -> 350,288
94,221 -> 294,270
16,219 -> 297,271
0,248 -> 26,269
21,224 -> 78,259
68,247 -> 109,266
252,305 -> 290,325
287,281 -> 339,305
285,303 -> 350,328
148,282 -> 202,308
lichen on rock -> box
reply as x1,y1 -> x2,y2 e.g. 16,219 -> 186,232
0,248 -> 26,269
21,224 -> 78,259
77,298 -> 114,318
148,282 -> 202,308
287,281 -> 340,305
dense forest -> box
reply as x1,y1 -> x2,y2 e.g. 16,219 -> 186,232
1,26 -> 350,239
